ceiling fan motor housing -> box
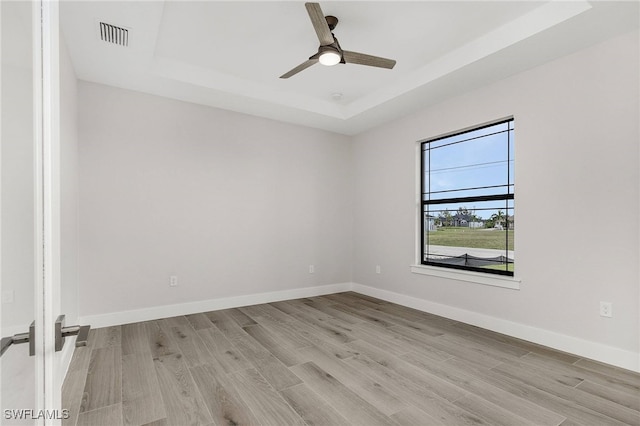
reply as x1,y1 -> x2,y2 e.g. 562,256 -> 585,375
325,15 -> 338,31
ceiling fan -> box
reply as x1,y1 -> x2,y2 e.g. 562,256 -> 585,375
280,2 -> 397,79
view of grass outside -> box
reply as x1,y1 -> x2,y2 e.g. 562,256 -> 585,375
483,262 -> 514,272
427,227 -> 514,251
426,226 -> 514,272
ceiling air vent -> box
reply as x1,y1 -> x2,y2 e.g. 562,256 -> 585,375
99,21 -> 128,47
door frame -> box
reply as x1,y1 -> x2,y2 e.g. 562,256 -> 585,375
0,0 -> 60,422
36,0 -> 62,422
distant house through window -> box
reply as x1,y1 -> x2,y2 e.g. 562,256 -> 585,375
421,118 -> 514,276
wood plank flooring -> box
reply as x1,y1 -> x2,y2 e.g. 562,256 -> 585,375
62,292 -> 640,426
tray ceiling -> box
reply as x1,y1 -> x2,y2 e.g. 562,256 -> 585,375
61,1 -> 639,135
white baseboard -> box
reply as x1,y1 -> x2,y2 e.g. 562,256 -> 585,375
351,283 -> 640,373
78,282 -> 353,329
77,280 -> 639,373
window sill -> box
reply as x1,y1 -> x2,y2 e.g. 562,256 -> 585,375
410,264 -> 521,290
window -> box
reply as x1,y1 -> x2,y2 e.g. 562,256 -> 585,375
421,118 -> 514,276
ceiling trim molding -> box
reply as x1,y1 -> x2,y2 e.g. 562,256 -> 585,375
151,55 -> 347,119
150,1 -> 592,123
345,0 -> 593,117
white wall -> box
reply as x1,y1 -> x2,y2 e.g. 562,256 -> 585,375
352,30 -> 639,369
77,83 -> 352,319
60,32 -> 79,328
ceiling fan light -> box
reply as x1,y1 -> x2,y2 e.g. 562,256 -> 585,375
319,48 -> 341,66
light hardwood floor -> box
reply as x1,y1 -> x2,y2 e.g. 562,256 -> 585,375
62,292 -> 640,426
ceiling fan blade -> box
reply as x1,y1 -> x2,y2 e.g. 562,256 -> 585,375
280,59 -> 318,79
342,50 -> 396,69
305,2 -> 334,46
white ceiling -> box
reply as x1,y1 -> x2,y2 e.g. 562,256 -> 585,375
61,1 -> 639,135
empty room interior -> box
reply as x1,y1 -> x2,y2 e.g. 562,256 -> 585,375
1,1 -> 639,425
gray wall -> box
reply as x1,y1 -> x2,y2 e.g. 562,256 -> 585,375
351,30 -> 639,357
78,83 -> 353,317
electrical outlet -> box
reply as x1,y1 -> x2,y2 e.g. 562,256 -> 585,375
309,265 -> 315,274
599,301 -> 612,318
170,276 -> 178,287
375,265 -> 381,274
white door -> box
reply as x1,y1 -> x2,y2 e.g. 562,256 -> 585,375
1,1 -> 63,424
